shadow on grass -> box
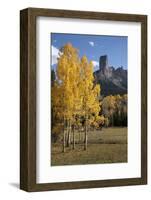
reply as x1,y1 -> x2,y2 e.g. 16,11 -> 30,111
88,139 -> 127,144
52,139 -> 127,155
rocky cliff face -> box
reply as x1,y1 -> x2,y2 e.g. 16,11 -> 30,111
94,55 -> 127,96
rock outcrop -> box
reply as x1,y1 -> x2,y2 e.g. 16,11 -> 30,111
94,55 -> 127,96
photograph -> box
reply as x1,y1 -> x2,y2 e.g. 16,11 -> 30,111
20,7 -> 147,192
51,33 -> 128,166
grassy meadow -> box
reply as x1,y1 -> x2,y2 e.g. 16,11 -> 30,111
51,127 -> 127,166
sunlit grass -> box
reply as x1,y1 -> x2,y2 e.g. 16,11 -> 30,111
51,127 -> 127,166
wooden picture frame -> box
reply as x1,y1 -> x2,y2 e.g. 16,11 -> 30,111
20,7 -> 147,192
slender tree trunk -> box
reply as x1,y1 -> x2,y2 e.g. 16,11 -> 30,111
73,125 -> 75,149
84,118 -> 87,150
63,130 -> 66,152
79,130 -> 81,143
67,131 -> 71,147
63,119 -> 66,153
66,120 -> 71,147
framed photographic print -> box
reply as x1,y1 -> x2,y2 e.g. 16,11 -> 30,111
20,8 -> 147,191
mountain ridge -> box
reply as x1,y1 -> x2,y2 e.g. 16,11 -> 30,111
94,55 -> 127,96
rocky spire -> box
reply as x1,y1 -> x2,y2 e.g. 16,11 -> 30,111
99,55 -> 112,78
94,55 -> 127,96
99,55 -> 108,73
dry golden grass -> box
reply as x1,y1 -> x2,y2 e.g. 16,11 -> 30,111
51,127 -> 127,166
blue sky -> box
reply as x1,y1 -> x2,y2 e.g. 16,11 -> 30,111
51,33 -> 127,71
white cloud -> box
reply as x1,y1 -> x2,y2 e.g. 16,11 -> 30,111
51,45 -> 59,65
89,41 -> 95,47
92,60 -> 99,71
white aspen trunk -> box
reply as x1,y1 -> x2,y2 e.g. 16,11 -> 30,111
63,119 -> 66,153
84,118 -> 87,150
73,125 -> 75,149
66,120 -> 71,147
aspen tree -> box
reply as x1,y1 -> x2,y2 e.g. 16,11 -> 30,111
102,95 -> 116,126
80,56 -> 101,150
52,43 -> 80,151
